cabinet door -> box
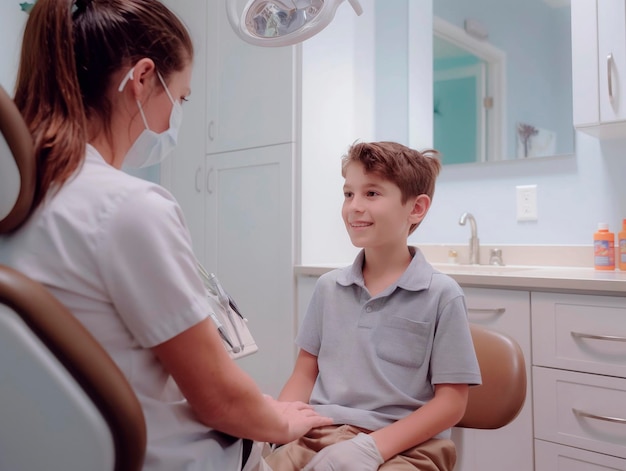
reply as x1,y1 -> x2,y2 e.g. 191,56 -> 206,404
206,1 -> 295,154
598,0 -> 626,123
160,0 -> 208,264
204,144 -> 295,396
451,288 -> 534,471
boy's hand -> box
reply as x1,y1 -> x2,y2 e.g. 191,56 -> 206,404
302,432 -> 383,471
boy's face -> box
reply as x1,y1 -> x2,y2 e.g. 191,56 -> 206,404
342,162 -> 426,250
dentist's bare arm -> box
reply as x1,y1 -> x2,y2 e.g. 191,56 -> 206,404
152,318 -> 332,444
278,349 -> 319,403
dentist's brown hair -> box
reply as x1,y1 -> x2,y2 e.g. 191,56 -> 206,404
14,0 -> 193,212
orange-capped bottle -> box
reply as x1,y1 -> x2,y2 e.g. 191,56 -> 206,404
594,223 -> 615,270
618,219 -> 626,271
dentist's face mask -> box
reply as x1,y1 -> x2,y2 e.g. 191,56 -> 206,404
118,67 -> 183,169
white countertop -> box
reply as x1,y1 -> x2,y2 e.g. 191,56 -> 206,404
294,263 -> 626,296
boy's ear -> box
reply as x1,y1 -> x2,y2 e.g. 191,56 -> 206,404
408,194 -> 431,224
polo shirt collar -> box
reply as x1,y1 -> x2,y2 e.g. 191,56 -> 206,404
337,246 -> 435,293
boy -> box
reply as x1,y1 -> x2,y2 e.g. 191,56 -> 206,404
266,141 -> 481,471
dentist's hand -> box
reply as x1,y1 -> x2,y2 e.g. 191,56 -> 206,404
264,395 -> 333,444
302,432 -> 383,471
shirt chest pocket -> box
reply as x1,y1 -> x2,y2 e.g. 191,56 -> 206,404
374,316 -> 432,368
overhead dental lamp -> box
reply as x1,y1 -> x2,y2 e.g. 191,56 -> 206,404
226,0 -> 363,47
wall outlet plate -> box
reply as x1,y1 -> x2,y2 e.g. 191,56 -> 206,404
516,184 -> 538,221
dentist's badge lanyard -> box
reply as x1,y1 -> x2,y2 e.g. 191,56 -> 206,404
197,263 -> 258,359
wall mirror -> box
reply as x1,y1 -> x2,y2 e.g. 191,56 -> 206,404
433,0 -> 574,165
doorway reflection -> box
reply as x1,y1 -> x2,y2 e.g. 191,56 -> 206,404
434,36 -> 487,164
433,17 -> 505,165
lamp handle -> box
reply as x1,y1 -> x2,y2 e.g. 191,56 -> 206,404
225,0 -> 245,41
347,0 -> 363,15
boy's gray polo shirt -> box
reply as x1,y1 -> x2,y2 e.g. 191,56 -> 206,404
296,247 -> 481,438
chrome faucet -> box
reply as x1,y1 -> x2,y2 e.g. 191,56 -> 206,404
458,212 -> 480,265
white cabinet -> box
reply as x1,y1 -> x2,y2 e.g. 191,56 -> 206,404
451,288 -> 534,471
572,0 -> 626,137
532,292 -> 626,470
160,2 -> 297,396
163,0 -> 296,266
597,1 -> 626,126
160,0 -> 209,263
205,0 -> 294,154
204,144 -> 295,396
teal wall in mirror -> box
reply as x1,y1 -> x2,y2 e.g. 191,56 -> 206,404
433,0 -> 574,165
434,38 -> 483,164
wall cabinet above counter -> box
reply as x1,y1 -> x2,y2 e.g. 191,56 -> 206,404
572,0 -> 626,138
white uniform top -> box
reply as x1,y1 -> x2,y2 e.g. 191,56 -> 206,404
296,247 -> 482,439
0,145 -> 241,470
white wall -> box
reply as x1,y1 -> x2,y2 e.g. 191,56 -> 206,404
301,0 -> 433,265
300,0 -> 378,265
413,133 -> 626,247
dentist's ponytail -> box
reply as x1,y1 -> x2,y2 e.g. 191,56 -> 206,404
14,0 -> 87,209
13,0 -> 193,212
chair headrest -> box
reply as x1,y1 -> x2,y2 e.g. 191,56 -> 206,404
0,85 -> 35,234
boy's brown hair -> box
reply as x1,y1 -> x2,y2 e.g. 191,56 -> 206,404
341,141 -> 441,203
341,141 -> 441,234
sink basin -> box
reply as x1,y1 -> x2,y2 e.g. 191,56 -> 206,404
432,263 -> 536,276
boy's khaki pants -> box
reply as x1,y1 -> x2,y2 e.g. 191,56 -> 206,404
265,424 -> 456,471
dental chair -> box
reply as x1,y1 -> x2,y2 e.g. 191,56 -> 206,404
450,324 -> 526,469
457,324 -> 526,430
0,85 -> 147,470
445,322 -> 527,471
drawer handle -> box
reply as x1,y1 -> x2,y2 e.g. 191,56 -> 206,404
194,167 -> 202,193
208,120 -> 215,141
206,167 -> 214,194
607,53 -> 614,101
573,408 -> 626,425
571,331 -> 626,343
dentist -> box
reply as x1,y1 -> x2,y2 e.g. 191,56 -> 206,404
0,0 -> 331,470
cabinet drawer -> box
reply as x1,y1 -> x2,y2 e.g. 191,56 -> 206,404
532,292 -> 626,377
535,439 -> 626,471
464,288 -> 530,345
534,366 -> 626,459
